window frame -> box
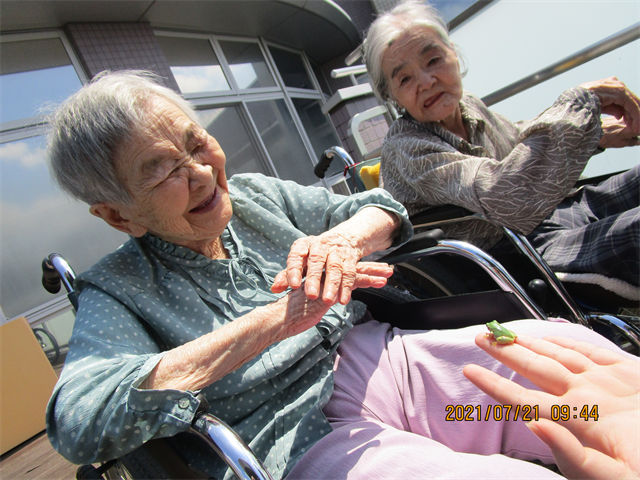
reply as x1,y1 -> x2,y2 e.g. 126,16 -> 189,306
0,30 -> 88,133
155,30 -> 344,189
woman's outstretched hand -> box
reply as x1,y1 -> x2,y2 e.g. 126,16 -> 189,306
271,235 -> 394,305
272,207 -> 400,305
580,77 -> 640,148
463,333 -> 640,480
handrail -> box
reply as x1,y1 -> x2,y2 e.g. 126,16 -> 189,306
331,65 -> 368,86
482,22 -> 640,106
331,65 -> 367,78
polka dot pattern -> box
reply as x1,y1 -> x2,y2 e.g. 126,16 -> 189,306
46,174 -> 411,480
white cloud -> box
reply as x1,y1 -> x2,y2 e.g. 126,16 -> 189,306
230,63 -> 258,89
171,66 -> 230,94
0,138 -> 47,168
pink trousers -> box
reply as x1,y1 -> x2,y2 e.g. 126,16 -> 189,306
287,319 -> 624,479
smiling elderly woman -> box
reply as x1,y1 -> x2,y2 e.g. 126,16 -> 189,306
45,71 -> 637,480
365,0 -> 640,287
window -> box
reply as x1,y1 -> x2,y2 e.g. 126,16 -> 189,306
246,99 -> 317,185
0,32 -> 127,335
0,135 -> 127,319
156,32 -> 343,187
269,46 -> 314,90
218,40 -> 276,90
292,98 -> 343,177
197,106 -> 270,177
1,32 -> 84,129
155,35 -> 231,95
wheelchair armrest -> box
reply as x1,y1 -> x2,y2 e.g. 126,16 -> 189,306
410,205 -> 475,228
189,395 -> 273,480
381,229 -> 445,260
574,170 -> 626,188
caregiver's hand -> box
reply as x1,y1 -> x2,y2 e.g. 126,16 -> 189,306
272,207 -> 400,305
463,333 -> 640,480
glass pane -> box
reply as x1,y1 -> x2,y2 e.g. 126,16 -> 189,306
218,40 -> 276,90
34,311 -> 75,372
431,0 -> 482,21
269,47 -> 314,90
292,98 -> 343,177
0,136 -> 128,318
0,38 -> 82,124
197,106 -> 270,178
156,36 -> 231,94
246,99 -> 317,185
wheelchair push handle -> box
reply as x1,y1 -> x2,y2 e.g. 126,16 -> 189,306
314,146 -> 354,179
42,258 -> 62,294
41,253 -> 79,311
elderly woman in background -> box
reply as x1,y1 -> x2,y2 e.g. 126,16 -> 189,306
46,71 -> 638,480
365,0 -> 640,287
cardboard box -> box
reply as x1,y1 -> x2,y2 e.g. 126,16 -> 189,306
0,317 -> 58,455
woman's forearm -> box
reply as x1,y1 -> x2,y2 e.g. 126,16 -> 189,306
140,288 -> 330,392
327,206 -> 401,257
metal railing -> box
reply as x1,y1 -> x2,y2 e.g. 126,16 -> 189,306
482,22 -> 640,106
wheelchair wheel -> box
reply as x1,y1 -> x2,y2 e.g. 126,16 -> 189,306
32,327 -> 60,364
77,464 -> 112,480
108,448 -> 172,480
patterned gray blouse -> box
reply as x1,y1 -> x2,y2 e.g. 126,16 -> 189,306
46,174 -> 412,480
380,87 -> 603,249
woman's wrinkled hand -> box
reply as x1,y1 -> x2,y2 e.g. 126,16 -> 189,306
271,232 -> 393,305
463,333 -> 640,480
580,77 -> 640,145
598,115 -> 640,149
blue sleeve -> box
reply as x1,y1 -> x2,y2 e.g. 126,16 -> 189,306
228,174 -> 413,247
46,285 -> 200,464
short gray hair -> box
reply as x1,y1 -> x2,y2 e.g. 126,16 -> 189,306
48,70 -> 200,205
363,0 -> 464,104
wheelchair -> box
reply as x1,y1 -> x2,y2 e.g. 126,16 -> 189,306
316,147 -> 640,355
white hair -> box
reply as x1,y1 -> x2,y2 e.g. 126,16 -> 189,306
48,70 -> 200,205
363,0 -> 466,104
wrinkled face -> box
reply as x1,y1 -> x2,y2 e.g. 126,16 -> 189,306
114,96 -> 233,254
382,28 -> 463,124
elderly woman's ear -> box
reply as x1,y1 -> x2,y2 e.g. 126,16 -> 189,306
89,203 -> 148,237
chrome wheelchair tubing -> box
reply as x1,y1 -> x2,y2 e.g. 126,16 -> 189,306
189,413 -> 273,480
588,314 -> 640,352
412,213 -> 483,230
314,146 -> 355,179
48,253 -> 76,294
385,240 -> 547,321
501,228 -> 588,325
43,253 -> 79,311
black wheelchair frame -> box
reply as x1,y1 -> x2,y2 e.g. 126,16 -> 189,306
316,147 -> 640,353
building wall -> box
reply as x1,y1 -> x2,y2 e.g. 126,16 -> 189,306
328,95 -> 387,162
65,22 -> 179,90
319,0 -> 391,162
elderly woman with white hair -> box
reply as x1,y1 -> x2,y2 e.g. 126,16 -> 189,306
365,0 -> 640,288
46,70 -> 638,480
